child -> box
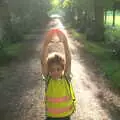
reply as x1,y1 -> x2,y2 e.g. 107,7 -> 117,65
41,29 -> 75,120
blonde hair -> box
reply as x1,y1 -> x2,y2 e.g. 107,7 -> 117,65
47,52 -> 65,70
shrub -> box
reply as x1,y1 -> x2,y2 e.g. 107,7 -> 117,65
104,26 -> 120,59
2,14 -> 25,43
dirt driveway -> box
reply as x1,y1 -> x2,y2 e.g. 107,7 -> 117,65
0,20 -> 120,120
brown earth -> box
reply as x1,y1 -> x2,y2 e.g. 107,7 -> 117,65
0,19 -> 120,120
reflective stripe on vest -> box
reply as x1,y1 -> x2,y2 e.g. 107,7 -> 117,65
45,78 -> 75,117
46,96 -> 71,103
47,105 -> 73,114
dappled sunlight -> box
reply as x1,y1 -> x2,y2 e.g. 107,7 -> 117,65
41,18 -> 120,119
50,18 -> 111,119
0,16 -> 120,119
70,43 -> 111,120
70,46 -> 108,119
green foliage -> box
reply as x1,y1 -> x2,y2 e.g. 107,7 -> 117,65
71,29 -> 120,88
73,0 -> 94,11
106,11 -> 120,16
96,0 -> 114,8
4,43 -> 23,57
83,40 -> 120,88
3,19 -> 24,43
70,29 -> 81,39
0,42 -> 24,65
0,0 -> 51,65
105,15 -> 120,26
2,0 -> 51,44
104,26 -> 120,58
51,0 -> 60,7
63,0 -> 114,15
62,0 -> 72,8
82,40 -> 111,60
111,70 -> 120,88
100,60 -> 120,88
105,26 -> 120,42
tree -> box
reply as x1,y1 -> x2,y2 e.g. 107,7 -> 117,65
112,1 -> 120,26
1,0 -> 51,43
62,0 -> 115,40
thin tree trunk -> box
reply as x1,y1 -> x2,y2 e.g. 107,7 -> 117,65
112,8 -> 116,26
104,10 -> 107,24
94,0 -> 104,40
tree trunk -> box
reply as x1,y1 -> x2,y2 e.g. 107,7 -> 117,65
112,8 -> 116,26
94,1 -> 104,40
104,10 -> 107,24
0,3 -> 10,39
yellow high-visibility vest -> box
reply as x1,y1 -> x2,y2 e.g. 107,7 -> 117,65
45,77 -> 75,118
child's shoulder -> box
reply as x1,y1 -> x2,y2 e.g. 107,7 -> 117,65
63,73 -> 72,82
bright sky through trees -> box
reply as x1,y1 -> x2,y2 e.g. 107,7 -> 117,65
51,0 -> 60,6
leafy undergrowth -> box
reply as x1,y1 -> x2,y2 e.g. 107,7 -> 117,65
71,28 -> 120,89
0,43 -> 25,66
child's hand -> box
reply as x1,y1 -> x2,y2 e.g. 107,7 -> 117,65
46,29 -> 55,37
56,29 -> 67,43
44,29 -> 56,44
45,29 -> 67,44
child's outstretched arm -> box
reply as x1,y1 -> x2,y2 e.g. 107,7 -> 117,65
57,30 -> 71,75
41,30 -> 53,77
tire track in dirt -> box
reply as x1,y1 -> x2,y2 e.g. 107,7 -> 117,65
0,20 -> 120,120
68,34 -> 120,120
0,32 -> 46,120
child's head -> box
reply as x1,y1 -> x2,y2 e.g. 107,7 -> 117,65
47,53 -> 65,79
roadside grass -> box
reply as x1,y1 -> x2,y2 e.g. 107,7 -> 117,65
0,43 -> 25,65
105,16 -> 120,26
71,29 -> 120,89
0,29 -> 37,66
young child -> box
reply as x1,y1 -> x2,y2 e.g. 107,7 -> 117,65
41,29 -> 75,120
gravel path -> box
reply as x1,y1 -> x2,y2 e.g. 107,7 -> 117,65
0,20 -> 120,120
